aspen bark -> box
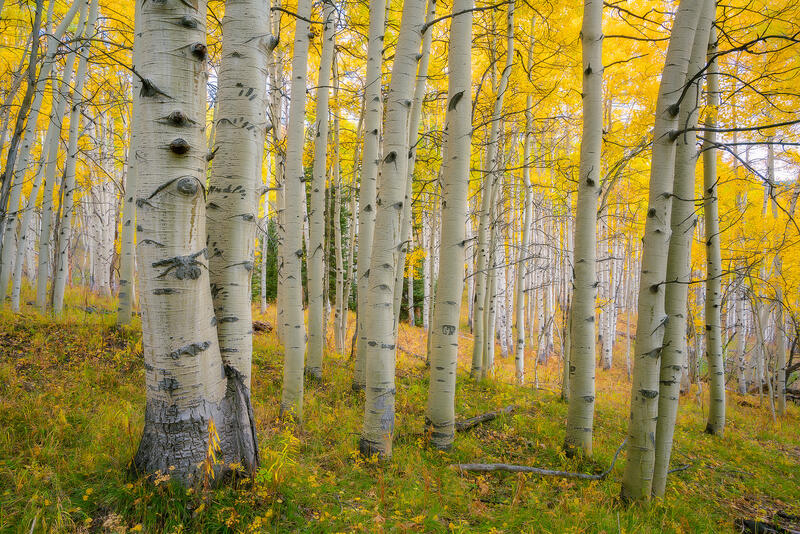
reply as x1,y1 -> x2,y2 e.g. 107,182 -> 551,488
359,0 -> 426,458
280,0 -> 313,418
118,12 -> 140,325
472,2 -> 514,379
35,5 -> 86,311
51,0 -> 100,314
564,0 -> 602,456
621,0 -> 701,501
515,78 -> 533,382
0,0 -> 44,297
393,0 -> 437,324
652,0 -> 714,496
703,24 -> 725,437
1,0 -> 82,305
332,84 -> 346,353
775,269 -> 786,416
132,0 -> 257,482
425,0 -> 473,439
353,0 -> 387,390
307,0 -> 336,378
207,0 -> 272,389
0,1 -> 43,263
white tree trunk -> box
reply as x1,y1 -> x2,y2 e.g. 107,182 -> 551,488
353,0 -> 387,390
425,0 -> 472,448
280,0 -> 313,418
132,0 -> 257,482
651,0 -> 714,497
307,0 -> 336,377
118,97 -> 139,323
0,0 -> 81,304
51,0 -> 100,314
471,2 -> 514,379
622,0 -> 701,501
564,0 -> 602,456
207,0 -> 272,390
393,0 -> 437,324
703,24 -> 726,437
35,25 -> 82,310
359,0 -> 426,458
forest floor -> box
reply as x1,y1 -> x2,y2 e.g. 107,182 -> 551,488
1,287 -> 799,533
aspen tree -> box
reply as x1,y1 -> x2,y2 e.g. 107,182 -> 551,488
472,2 -> 515,379
118,4 -> 140,325
332,105 -> 345,351
207,0 -> 273,389
133,0 -> 257,481
0,0 -> 79,304
564,0 -> 602,456
35,3 -> 88,311
775,264 -> 786,416
0,0 -> 43,261
353,0 -> 387,390
6,0 -> 84,311
515,22 -> 535,383
51,0 -> 100,314
307,0 -> 336,379
703,24 -> 725,436
359,0 -> 426,459
280,0 -> 313,418
651,0 -> 714,496
621,0 -> 702,501
393,0 -> 437,324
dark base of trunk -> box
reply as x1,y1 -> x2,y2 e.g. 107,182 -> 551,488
425,418 -> 454,450
133,366 -> 259,486
358,436 -> 391,459
351,381 -> 365,392
703,422 -> 723,436
305,367 -> 322,381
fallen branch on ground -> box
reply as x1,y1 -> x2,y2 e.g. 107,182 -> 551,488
667,463 -> 692,474
397,345 -> 425,360
455,406 -> 515,432
454,439 -> 627,481
252,321 -> 273,333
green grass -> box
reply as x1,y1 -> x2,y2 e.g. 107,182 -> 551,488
0,287 -> 798,532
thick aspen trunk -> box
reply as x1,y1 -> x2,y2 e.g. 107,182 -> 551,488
353,0 -> 387,390
132,0 -> 257,482
207,0 -> 272,390
621,0 -> 701,501
51,0 -> 100,314
564,0 -> 602,456
307,0 -> 336,378
425,0 -> 472,448
652,0 -> 714,497
359,0 -> 426,459
280,0 -> 313,418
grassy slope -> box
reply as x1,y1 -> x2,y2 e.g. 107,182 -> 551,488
0,286 -> 798,533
